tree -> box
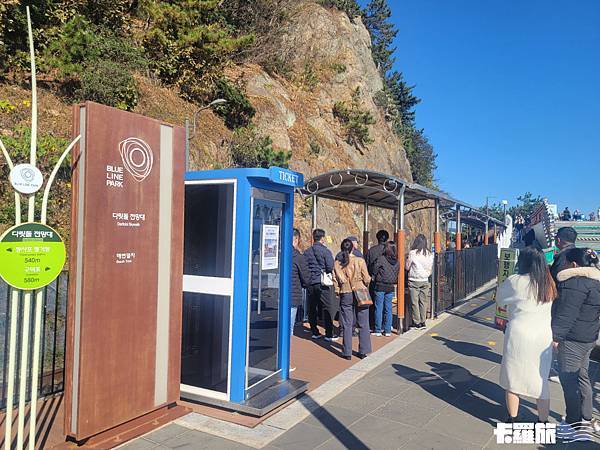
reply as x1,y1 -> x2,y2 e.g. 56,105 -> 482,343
363,0 -> 397,76
483,192 -> 544,221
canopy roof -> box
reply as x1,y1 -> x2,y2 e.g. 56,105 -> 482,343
299,169 -> 505,228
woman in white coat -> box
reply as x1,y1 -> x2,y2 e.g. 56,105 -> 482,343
496,247 -> 557,422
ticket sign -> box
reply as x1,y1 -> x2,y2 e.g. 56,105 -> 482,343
0,222 -> 65,290
494,248 -> 519,330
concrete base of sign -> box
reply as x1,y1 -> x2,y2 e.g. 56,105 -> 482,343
182,379 -> 308,417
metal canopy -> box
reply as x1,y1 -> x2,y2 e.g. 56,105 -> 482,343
299,169 -> 504,227
441,208 -> 505,228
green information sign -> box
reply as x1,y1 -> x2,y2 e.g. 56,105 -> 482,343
0,222 -> 66,290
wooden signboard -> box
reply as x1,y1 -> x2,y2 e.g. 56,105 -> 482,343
64,102 -> 185,440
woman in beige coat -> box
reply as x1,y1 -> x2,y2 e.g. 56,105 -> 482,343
333,239 -> 372,360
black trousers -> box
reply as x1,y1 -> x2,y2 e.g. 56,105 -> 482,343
307,284 -> 334,337
557,340 -> 595,423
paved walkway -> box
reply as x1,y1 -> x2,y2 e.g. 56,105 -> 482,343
122,289 -> 599,449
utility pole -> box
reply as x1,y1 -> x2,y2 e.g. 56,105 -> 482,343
485,196 -> 496,217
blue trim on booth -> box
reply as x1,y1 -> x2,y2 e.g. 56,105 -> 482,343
184,167 -> 300,403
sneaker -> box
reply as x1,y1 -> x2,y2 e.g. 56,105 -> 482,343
289,366 -> 297,372
382,332 -> 391,337
342,355 -> 351,360
420,322 -> 427,329
371,332 -> 382,337
325,336 -> 339,342
311,334 -> 322,340
357,353 -> 368,359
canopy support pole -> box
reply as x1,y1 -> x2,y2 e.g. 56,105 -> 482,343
362,203 -> 369,256
396,187 -> 406,335
455,205 -> 462,251
434,199 -> 441,253
312,195 -> 318,230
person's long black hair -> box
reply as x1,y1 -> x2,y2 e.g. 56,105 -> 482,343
411,234 -> 430,255
516,247 -> 557,303
339,238 -> 354,267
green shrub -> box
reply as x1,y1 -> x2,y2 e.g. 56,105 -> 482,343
212,78 -> 256,129
228,126 -> 291,168
330,63 -> 347,74
318,0 -> 362,18
141,0 -> 254,102
333,88 -> 376,148
309,141 -> 322,156
297,64 -> 319,90
44,15 -> 147,110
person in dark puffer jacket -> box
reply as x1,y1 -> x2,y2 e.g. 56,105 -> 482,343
551,248 -> 600,432
372,241 -> 399,336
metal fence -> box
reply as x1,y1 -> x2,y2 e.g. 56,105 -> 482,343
434,245 -> 498,315
0,272 -> 68,410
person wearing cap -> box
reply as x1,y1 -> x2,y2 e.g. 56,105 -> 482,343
336,236 -> 363,259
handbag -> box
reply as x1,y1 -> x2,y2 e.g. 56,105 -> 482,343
353,287 -> 373,307
320,271 -> 333,286
342,264 -> 372,307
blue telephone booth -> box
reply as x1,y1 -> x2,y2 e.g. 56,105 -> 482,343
181,167 -> 307,414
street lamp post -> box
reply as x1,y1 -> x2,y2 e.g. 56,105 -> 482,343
502,199 -> 508,219
185,98 -> 227,171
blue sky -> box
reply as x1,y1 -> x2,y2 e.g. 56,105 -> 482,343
361,0 -> 599,213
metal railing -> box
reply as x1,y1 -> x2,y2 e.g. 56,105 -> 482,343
434,245 -> 498,315
0,272 -> 68,410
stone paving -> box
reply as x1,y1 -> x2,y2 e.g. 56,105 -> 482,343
121,289 -> 600,449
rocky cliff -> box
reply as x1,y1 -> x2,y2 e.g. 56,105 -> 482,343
0,1 -> 432,249
191,1 -> 431,249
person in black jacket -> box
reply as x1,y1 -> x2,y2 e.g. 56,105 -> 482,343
372,242 -> 399,336
365,230 -> 390,331
365,230 -> 389,275
291,228 -> 310,371
303,229 -> 337,340
550,227 -> 578,282
551,248 -> 600,432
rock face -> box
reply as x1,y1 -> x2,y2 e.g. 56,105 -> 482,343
223,2 -> 431,250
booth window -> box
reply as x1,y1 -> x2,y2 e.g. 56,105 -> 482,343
184,183 -> 234,278
181,292 -> 230,393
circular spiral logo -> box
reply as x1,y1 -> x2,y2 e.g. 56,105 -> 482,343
20,167 -> 35,182
119,137 -> 154,182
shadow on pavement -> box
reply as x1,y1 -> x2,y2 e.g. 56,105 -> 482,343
301,395 -> 369,450
445,299 -> 499,330
432,335 -> 502,364
393,361 -> 562,426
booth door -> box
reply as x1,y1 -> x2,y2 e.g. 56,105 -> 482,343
246,189 -> 285,398
181,181 -> 235,401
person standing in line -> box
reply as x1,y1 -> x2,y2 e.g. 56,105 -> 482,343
552,248 -> 600,434
336,236 -> 364,260
365,230 -> 390,330
496,247 -> 557,423
291,228 -> 310,371
407,234 -> 434,329
562,207 -> 572,221
365,230 -> 390,274
372,241 -> 399,337
332,239 -> 372,360
304,229 -> 337,341
550,227 -> 578,281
